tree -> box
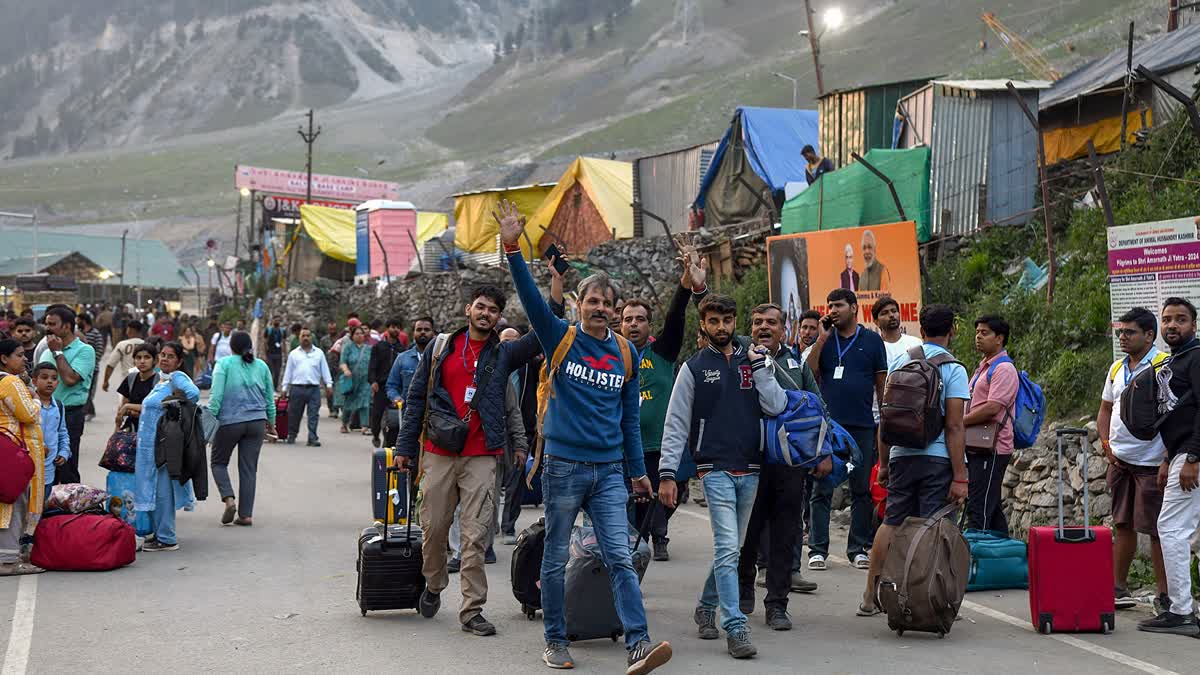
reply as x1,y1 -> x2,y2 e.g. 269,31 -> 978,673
586,24 -> 597,47
605,12 -> 616,38
559,28 -> 572,53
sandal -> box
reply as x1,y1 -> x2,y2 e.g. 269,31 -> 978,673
234,517 -> 253,527
340,425 -> 350,434
360,428 -> 372,436
221,499 -> 237,525
0,562 -> 45,576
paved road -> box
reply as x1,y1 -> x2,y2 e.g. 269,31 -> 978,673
1,382 -> 1196,674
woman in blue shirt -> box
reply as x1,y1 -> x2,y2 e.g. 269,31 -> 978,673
135,341 -> 199,553
209,332 -> 276,527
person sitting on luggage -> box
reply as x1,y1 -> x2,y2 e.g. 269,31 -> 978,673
736,303 -> 826,632
393,285 -> 513,638
495,200 -> 674,674
658,295 -> 788,659
964,315 -> 1018,534
1137,298 -> 1200,637
858,304 -> 969,617
34,364 -> 70,498
1097,307 -> 1171,613
0,339 -> 45,576
134,341 -> 201,553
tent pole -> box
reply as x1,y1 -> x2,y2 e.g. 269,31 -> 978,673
817,177 -> 824,231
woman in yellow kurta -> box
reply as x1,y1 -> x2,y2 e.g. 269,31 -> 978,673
0,338 -> 45,576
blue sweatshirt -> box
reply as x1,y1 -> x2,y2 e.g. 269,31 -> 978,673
508,252 -> 647,478
39,398 -> 70,485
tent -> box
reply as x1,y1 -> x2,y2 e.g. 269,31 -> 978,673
696,107 -> 820,227
452,183 -> 556,254
781,147 -> 932,242
522,157 -> 634,258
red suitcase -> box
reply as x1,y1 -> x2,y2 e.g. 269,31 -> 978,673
274,396 -> 289,441
1027,427 -> 1115,634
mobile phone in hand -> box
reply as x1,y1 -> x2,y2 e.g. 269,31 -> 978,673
542,244 -> 571,275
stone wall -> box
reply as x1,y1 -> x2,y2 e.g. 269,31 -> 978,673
265,220 -> 773,332
1002,421 -> 1110,541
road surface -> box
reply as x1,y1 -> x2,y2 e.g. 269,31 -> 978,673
1,379 -> 1195,674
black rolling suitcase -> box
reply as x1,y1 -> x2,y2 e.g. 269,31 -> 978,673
357,470 -> 424,615
511,517 -> 546,620
563,500 -> 654,642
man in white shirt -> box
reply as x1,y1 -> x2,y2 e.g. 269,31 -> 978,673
1098,307 -> 1169,612
797,310 -> 822,362
871,297 -> 922,425
101,320 -> 146,392
281,328 -> 333,447
210,320 -> 234,364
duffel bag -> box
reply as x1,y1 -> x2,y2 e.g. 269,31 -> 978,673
31,513 -> 136,571
0,426 -> 33,503
964,529 -> 1028,592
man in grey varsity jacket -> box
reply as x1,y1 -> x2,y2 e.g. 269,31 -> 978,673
658,295 -> 787,660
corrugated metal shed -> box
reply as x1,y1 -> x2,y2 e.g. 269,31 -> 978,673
818,77 -> 933,168
633,141 -> 719,237
896,80 -> 1046,236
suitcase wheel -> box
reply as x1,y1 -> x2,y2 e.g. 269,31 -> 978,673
1102,619 -> 1113,635
895,629 -> 904,637
361,609 -> 367,617
1038,619 -> 1052,635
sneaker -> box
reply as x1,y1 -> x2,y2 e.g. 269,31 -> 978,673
418,589 -> 441,618
726,627 -> 757,659
790,571 -> 818,593
766,607 -> 792,631
543,643 -> 574,669
739,584 -> 755,615
755,568 -> 767,588
135,536 -> 145,552
1137,611 -> 1200,636
694,606 -> 719,640
1114,586 -> 1136,610
485,548 -> 497,564
462,614 -> 496,636
1154,593 -> 1172,615
626,639 -> 672,675
447,557 -> 461,573
502,533 -> 518,546
652,540 -> 669,562
808,554 -> 827,571
852,554 -> 870,569
306,440 -> 321,447
221,499 -> 236,525
142,540 -> 179,552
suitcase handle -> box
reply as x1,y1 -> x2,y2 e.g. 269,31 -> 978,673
379,469 -> 417,555
1054,427 -> 1090,538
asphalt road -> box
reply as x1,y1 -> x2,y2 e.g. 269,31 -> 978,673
1,381 -> 1196,674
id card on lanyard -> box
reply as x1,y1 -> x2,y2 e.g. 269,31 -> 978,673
833,326 -> 860,380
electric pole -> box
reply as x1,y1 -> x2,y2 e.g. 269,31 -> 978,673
298,109 -> 321,204
803,0 -> 825,96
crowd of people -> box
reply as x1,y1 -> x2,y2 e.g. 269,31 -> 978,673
3,203 -> 1200,672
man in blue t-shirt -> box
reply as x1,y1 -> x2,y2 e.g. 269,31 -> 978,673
805,288 -> 887,570
857,303 -> 969,616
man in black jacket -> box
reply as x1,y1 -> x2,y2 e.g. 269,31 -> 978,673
1138,297 -> 1200,637
367,318 -> 407,447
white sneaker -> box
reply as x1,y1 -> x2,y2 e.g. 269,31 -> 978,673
808,555 -> 827,571
852,554 -> 870,569
135,536 -> 145,552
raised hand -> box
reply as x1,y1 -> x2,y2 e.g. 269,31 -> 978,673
492,199 -> 526,246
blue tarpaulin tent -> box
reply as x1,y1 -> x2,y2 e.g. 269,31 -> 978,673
695,107 -> 820,227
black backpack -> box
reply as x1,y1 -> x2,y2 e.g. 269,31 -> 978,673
881,346 -> 962,449
511,517 -> 546,620
1120,346 -> 1198,441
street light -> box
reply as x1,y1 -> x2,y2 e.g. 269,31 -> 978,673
823,7 -> 844,30
799,2 -> 843,96
772,72 -> 800,108
239,187 -> 251,198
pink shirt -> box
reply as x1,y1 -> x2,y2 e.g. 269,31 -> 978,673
968,350 -> 1019,455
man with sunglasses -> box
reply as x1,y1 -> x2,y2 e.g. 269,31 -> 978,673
1099,307 -> 1170,614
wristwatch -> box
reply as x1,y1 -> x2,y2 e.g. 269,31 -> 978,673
1186,453 -> 1200,464
52,351 -> 64,359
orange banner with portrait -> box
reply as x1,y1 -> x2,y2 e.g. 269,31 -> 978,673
767,221 -> 922,345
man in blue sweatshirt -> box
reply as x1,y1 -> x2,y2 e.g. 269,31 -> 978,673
495,201 -> 672,675
658,295 -> 788,660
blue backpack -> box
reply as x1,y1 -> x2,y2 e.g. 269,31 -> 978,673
764,390 -> 858,474
977,356 -> 1044,449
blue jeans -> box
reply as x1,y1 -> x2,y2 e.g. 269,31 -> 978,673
809,425 -> 877,559
698,471 -> 760,632
149,466 -> 177,545
540,457 -> 649,650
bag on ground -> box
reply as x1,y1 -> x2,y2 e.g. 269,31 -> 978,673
964,529 -> 1028,592
46,483 -> 109,513
877,503 -> 970,637
511,517 -> 546,619
356,473 -> 424,615
30,512 -> 136,571
880,347 -> 961,449
563,506 -> 653,642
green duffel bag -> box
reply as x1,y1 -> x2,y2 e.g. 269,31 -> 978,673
964,529 -> 1028,592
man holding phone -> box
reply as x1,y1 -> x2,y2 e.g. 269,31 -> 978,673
804,289 -> 887,572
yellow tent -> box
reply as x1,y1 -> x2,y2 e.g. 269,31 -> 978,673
299,204 -> 449,262
453,183 -> 555,254
523,157 -> 634,258
1044,109 -> 1152,164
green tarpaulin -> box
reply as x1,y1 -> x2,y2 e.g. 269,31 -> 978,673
781,147 -> 932,242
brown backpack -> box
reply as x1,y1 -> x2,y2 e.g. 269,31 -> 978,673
876,503 -> 970,637
880,346 -> 960,449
